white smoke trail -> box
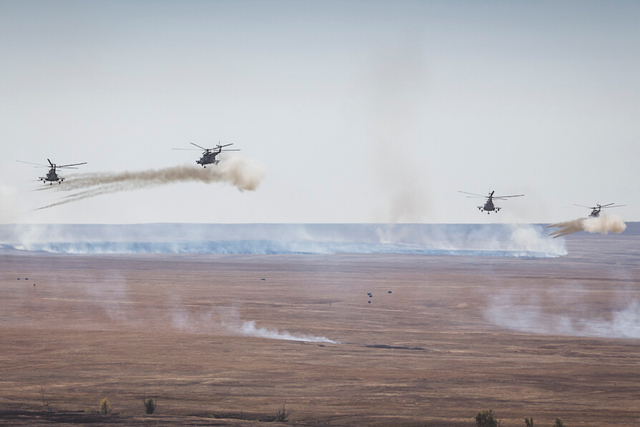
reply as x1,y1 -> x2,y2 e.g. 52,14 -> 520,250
169,304 -> 337,343
548,213 -> 626,238
36,157 -> 266,210
231,320 -> 338,343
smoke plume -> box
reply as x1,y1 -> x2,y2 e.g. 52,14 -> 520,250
548,214 -> 627,238
36,157 -> 266,210
169,304 -> 337,343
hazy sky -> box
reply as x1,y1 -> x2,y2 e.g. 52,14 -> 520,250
1,0 -> 638,224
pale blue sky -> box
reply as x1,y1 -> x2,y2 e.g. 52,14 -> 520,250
1,0 -> 638,224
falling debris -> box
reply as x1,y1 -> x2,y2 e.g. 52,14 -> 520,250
548,214 -> 627,238
36,157 -> 266,210
388,291 -> 392,294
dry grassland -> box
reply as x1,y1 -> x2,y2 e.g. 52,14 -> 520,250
0,234 -> 639,426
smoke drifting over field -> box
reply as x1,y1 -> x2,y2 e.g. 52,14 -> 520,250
36,157 -> 266,210
168,301 -> 338,343
0,223 -> 567,257
486,287 -> 640,339
548,214 -> 627,238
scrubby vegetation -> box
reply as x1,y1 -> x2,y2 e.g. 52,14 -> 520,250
143,396 -> 157,415
275,401 -> 292,422
475,409 -> 500,427
552,418 -> 565,427
40,386 -> 50,412
99,397 -> 110,414
525,417 -> 534,427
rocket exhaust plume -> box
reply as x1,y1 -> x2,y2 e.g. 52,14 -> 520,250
36,157 -> 266,210
548,213 -> 626,238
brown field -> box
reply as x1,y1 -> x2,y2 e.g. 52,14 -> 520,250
0,233 -> 639,426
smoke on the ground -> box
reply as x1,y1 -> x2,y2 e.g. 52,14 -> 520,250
169,303 -> 337,343
485,285 -> 640,339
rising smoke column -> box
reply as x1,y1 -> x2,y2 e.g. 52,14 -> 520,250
548,214 -> 626,238
36,157 -> 266,210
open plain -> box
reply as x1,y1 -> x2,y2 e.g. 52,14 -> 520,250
1,230 -> 639,426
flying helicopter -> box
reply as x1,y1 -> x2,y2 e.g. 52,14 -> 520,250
173,142 -> 240,168
458,190 -> 524,214
574,203 -> 626,218
16,159 -> 87,185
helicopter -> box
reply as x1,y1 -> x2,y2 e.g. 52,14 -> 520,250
16,159 -> 87,185
459,190 -> 524,214
173,142 -> 240,168
575,203 -> 626,218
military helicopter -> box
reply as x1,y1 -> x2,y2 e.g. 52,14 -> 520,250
173,142 -> 240,168
574,203 -> 626,218
459,190 -> 524,214
16,159 -> 87,185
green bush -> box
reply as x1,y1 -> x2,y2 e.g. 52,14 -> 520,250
552,418 -> 565,427
474,409 -> 500,427
525,417 -> 534,427
99,398 -> 110,414
144,397 -> 156,414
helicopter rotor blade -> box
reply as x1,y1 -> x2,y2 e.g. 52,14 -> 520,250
48,159 -> 54,167
601,204 -> 626,209
458,191 -> 487,198
57,162 -> 87,168
599,203 -> 615,208
493,194 -> 524,199
16,160 -> 49,167
189,142 -> 207,150
574,204 -> 596,209
217,143 -> 234,148
220,149 -> 241,152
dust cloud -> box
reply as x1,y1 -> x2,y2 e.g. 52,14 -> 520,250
548,214 -> 627,238
36,157 -> 266,210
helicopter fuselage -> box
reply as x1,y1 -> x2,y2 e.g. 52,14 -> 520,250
41,168 -> 63,184
478,192 -> 501,214
197,150 -> 221,167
